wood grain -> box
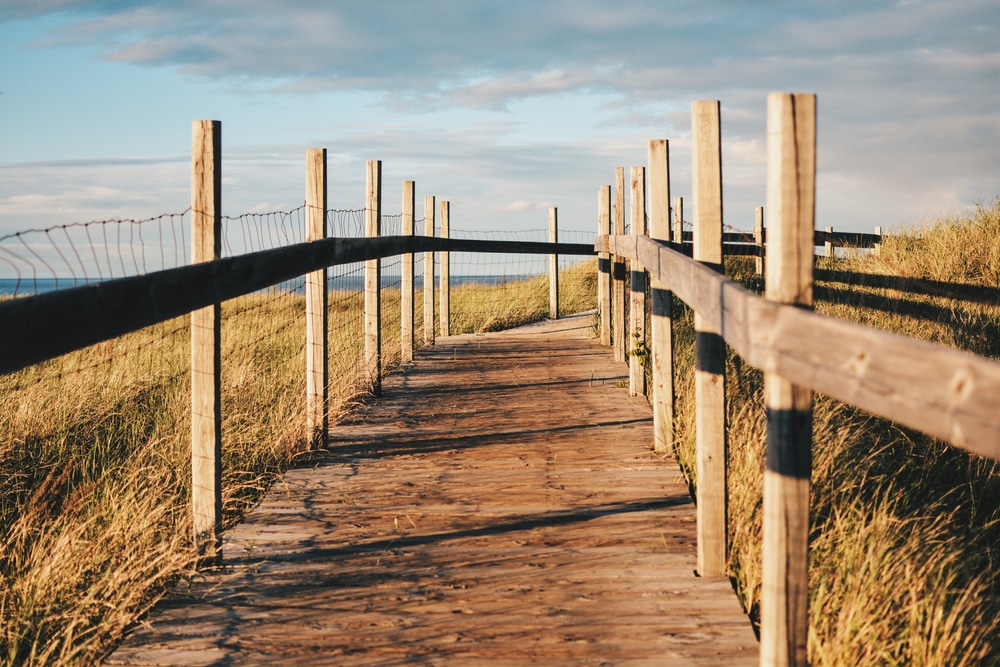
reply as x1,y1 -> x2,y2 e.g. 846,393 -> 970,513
598,185 -> 612,347
424,196 -> 436,346
629,166 -> 647,397
691,100 -> 728,579
190,120 -> 222,558
305,148 -> 328,447
649,139 -> 674,454
401,181 -> 415,364
365,160 -> 382,395
549,207 -> 559,320
760,91 -> 816,667
107,315 -> 757,666
613,167 -> 627,364
440,200 -> 451,338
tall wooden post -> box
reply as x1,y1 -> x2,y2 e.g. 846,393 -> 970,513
439,200 -> 450,338
649,140 -> 673,453
612,167 -> 627,363
692,100 -> 727,578
761,92 -> 816,667
673,196 -> 684,251
874,225 -> 882,257
549,207 -> 559,319
401,181 -> 415,363
190,119 -> 222,560
629,166 -> 647,397
755,206 -> 765,277
305,148 -> 328,448
365,160 -> 382,395
598,185 -> 612,346
423,196 -> 436,345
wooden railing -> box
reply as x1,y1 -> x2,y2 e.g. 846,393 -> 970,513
595,92 -> 1000,667
0,120 -> 595,563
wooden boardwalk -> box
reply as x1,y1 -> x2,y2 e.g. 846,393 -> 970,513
108,314 -> 757,665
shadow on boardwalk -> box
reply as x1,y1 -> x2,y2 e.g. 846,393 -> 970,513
108,314 -> 757,665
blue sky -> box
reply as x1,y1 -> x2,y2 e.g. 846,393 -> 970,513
1,0 -> 997,239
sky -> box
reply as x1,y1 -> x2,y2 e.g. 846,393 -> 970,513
1,0 -> 998,245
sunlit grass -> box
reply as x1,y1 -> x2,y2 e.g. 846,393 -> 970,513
0,259 -> 595,665
667,197 -> 1000,665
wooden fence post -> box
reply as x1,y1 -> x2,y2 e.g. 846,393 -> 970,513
761,91 -> 816,667
673,196 -> 684,251
598,185 -> 612,346
755,206 -> 765,277
440,200 -> 450,338
629,166 -> 647,397
613,167 -> 627,364
365,160 -> 382,395
692,100 -> 727,578
825,226 -> 834,259
874,225 -> 882,257
401,181 -> 415,363
648,140 -> 673,453
549,207 -> 559,319
305,148 -> 328,448
190,119 -> 222,560
424,196 -> 435,345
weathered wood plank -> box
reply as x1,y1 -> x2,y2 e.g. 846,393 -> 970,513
440,200 -> 450,337
424,195 -> 436,346
401,181 -> 415,363
190,119 -> 222,558
549,206 -> 559,319
760,91 -> 816,667
629,166 -> 647,397
613,166 -> 627,364
305,148 -> 328,447
692,100 -> 727,579
598,185 -> 612,347
108,316 -> 757,665
649,139 -> 674,454
365,160 -> 382,394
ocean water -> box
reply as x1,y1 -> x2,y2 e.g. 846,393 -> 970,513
0,274 -> 539,298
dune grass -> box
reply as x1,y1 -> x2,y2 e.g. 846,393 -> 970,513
0,259 -> 595,665
667,198 -> 1000,665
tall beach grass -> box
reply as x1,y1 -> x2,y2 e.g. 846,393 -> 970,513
668,198 -> 1000,665
0,258 -> 596,665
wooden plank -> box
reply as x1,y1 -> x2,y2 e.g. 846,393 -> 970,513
629,166 -> 647,397
598,185 -> 612,347
401,181 -> 415,363
760,91 -> 816,667
613,167 -> 627,363
648,139 -> 674,453
691,100 -> 727,579
754,207 -> 764,277
305,148 -> 328,447
673,196 -> 684,248
190,119 -> 222,559
365,161 -> 382,395
549,207 -> 559,319
424,196 -> 435,346
824,225 -> 833,259
439,200 -> 450,338
108,316 -> 758,665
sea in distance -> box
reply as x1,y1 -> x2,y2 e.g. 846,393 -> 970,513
0,274 -> 538,298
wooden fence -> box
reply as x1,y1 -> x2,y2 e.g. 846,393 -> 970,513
0,120 -> 593,559
595,92 -> 1000,667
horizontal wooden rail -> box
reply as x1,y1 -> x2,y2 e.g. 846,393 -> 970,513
0,236 -> 595,375
598,233 -> 1000,462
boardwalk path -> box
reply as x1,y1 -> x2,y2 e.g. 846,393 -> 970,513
109,314 -> 757,665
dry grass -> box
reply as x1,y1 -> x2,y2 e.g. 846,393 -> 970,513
0,259 -> 595,665
667,197 -> 1000,665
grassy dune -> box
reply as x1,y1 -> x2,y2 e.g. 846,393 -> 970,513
0,260 -> 595,665
668,198 -> 1000,665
